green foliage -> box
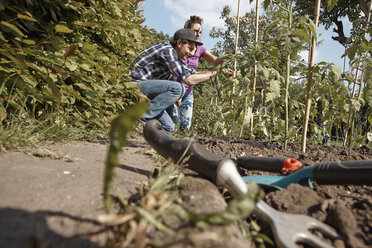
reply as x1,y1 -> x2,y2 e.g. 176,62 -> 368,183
210,7 -> 271,54
192,2 -> 370,147
293,0 -> 364,30
326,0 -> 340,11
0,0 -> 154,147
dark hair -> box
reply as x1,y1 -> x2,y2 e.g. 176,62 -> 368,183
184,15 -> 203,29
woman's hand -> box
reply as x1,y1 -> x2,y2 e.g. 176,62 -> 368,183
222,68 -> 234,78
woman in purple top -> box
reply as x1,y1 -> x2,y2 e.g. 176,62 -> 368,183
177,15 -> 229,130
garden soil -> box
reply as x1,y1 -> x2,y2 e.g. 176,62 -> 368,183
0,133 -> 371,248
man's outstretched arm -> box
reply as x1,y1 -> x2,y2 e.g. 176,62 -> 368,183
182,71 -> 217,86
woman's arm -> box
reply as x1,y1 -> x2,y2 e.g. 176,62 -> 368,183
202,50 -> 230,65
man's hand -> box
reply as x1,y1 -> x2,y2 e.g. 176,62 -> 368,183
169,75 -> 177,81
176,99 -> 182,106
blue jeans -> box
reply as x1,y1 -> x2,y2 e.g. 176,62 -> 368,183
179,93 -> 193,130
168,93 -> 193,130
137,80 -> 184,132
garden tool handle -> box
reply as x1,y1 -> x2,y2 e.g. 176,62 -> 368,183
236,157 -> 303,173
313,160 -> 372,185
143,119 -> 248,196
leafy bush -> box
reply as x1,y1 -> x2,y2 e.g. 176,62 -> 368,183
0,0 -> 153,147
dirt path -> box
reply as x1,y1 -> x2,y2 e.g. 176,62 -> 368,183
0,135 -> 250,248
0,136 -> 155,247
1,133 -> 371,248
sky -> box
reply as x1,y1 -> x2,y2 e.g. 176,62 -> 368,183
141,0 -> 351,71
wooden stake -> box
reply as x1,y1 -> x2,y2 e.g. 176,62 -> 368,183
249,0 -> 260,139
301,0 -> 321,153
232,0 -> 241,106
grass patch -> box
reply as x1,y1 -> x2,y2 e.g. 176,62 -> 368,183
0,109 -> 108,151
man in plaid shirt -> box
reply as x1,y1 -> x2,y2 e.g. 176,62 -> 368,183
130,29 -> 218,131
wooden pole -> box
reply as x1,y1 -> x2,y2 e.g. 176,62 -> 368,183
301,0 -> 321,153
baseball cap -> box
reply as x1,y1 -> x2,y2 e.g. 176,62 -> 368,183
173,28 -> 203,46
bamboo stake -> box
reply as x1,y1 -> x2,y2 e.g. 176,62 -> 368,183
248,0 -> 260,139
284,54 -> 291,149
284,1 -> 293,150
232,0 -> 241,106
343,65 -> 360,147
357,69 -> 365,99
301,0 -> 321,153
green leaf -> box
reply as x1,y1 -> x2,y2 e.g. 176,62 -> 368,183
350,98 -> 361,111
43,75 -> 61,103
243,107 -> 252,126
265,92 -> 276,103
367,132 -> 372,142
73,21 -> 99,28
0,106 -> 7,122
263,0 -> 271,9
22,39 -> 36,45
273,58 -> 279,68
293,29 -> 311,44
80,63 -> 92,71
65,61 -> 78,71
8,55 -> 27,70
269,80 -> 281,96
130,29 -> 141,39
346,44 -> 357,61
266,22 -> 277,35
0,65 -> 13,73
54,24 -> 73,33
307,19 -> 317,39
234,107 -> 243,121
82,42 -> 95,52
135,207 -> 174,234
20,74 -> 38,87
125,81 -> 138,89
0,21 -> 26,37
327,0 -> 339,11
17,14 -> 38,22
0,30 -> 8,42
291,36 -> 301,43
75,83 -> 91,91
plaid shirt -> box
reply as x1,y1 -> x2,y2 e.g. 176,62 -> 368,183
129,42 -> 195,82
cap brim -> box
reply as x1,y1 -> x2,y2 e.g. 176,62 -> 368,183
188,39 -> 203,46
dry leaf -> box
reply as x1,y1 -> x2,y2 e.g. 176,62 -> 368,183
96,212 -> 136,225
64,44 -> 77,57
56,67 -> 69,79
